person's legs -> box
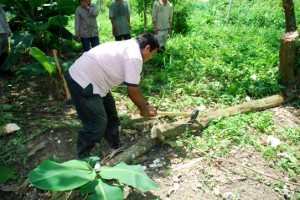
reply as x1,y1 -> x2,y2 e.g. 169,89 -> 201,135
0,52 -> 8,69
66,73 -> 107,159
81,37 -> 91,52
90,36 -> 100,48
122,34 -> 131,40
115,35 -> 122,41
159,30 -> 169,51
103,92 -> 120,148
155,31 -> 163,48
160,30 -> 168,50
0,33 -> 11,76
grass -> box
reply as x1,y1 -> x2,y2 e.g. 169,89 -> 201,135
1,0 -> 300,193
64,1 -> 300,180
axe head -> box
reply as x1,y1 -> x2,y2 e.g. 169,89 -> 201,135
190,108 -> 200,121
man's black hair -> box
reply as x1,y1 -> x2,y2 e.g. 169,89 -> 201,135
136,33 -> 159,52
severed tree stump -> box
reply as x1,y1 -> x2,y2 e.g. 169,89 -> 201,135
279,31 -> 299,86
107,94 -> 288,165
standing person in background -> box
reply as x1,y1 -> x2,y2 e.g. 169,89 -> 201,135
75,0 -> 100,52
0,4 -> 12,76
109,0 -> 131,41
152,0 -> 173,52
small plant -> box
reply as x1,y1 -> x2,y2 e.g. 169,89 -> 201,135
0,165 -> 16,184
29,157 -> 160,199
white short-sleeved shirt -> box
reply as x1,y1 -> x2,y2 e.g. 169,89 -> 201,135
69,39 -> 142,97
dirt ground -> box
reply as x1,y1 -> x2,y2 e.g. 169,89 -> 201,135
0,78 -> 300,200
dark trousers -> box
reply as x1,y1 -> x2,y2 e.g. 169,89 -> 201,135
81,36 -> 100,52
115,34 -> 131,41
66,73 -> 119,159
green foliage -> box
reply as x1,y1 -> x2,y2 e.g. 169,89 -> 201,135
29,158 -> 160,199
0,165 -> 16,184
172,1 -> 190,34
0,104 -> 13,124
100,162 -> 160,191
2,0 -> 300,194
0,0 -> 77,70
2,33 -> 36,70
29,47 -> 56,76
17,47 -> 73,76
29,160 -> 96,191
176,110 -> 300,179
131,0 -> 191,33
80,178 -> 123,200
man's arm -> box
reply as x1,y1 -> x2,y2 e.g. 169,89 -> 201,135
152,2 -> 158,34
109,3 -> 118,34
124,1 -> 131,30
127,16 -> 131,30
169,4 -> 173,28
127,86 -> 156,117
89,4 -> 99,17
74,8 -> 81,41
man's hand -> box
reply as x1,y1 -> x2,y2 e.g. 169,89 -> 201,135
113,27 -> 118,35
154,26 -> 158,34
140,105 -> 157,117
76,35 -> 81,42
127,86 -> 157,117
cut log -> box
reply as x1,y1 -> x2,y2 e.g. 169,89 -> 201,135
106,138 -> 159,166
107,94 -> 289,165
151,94 -> 286,140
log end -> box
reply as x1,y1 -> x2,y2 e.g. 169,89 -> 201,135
150,126 -> 157,139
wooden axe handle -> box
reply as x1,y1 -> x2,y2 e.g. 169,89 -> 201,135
157,111 -> 191,117
52,49 -> 72,101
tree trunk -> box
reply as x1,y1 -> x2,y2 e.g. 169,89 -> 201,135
282,0 -> 297,32
107,94 -> 289,165
143,0 -> 147,30
280,0 -> 299,89
279,32 -> 299,86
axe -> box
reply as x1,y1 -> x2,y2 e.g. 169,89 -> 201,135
157,108 -> 200,121
52,49 -> 72,102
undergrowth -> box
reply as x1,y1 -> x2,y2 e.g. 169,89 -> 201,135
1,0 -> 300,195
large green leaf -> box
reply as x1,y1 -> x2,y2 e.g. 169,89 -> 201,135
10,32 -> 36,53
47,24 -> 74,41
48,16 -> 69,26
81,156 -> 101,169
27,21 -> 49,32
17,62 -> 46,76
29,160 -> 96,191
61,61 -> 74,72
2,32 -> 36,70
1,52 -> 22,70
100,162 -> 160,191
29,47 -> 56,76
56,0 -> 78,15
80,179 -> 123,200
29,0 -> 47,10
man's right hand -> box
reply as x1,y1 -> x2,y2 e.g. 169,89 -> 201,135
140,106 -> 157,117
76,35 -> 81,42
154,27 -> 158,35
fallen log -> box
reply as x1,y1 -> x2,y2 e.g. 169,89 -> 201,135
107,94 -> 289,165
151,94 -> 287,140
105,137 -> 159,166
